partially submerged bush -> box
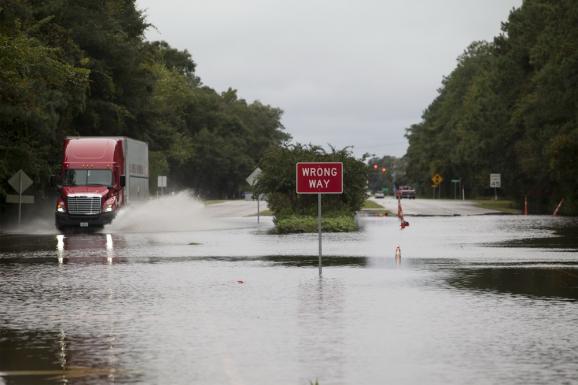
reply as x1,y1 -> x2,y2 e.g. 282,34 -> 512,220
273,215 -> 358,234
257,144 -> 367,233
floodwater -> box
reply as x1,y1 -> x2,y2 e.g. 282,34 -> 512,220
1,209 -> 577,385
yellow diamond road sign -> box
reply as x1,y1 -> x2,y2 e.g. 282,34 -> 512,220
432,174 -> 443,186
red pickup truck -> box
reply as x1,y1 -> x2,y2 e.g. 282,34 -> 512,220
396,185 -> 416,199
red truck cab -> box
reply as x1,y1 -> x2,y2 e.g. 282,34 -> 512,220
55,137 -> 148,230
396,185 -> 416,199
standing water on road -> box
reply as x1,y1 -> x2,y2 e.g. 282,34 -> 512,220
1,208 -> 577,385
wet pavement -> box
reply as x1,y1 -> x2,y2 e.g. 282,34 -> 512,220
372,196 -> 504,216
1,212 -> 577,385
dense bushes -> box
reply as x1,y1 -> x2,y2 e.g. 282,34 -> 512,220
257,144 -> 367,233
273,215 -> 358,234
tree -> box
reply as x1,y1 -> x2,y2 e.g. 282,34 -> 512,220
404,0 -> 578,214
257,144 -> 367,218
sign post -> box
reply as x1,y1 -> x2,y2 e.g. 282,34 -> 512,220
296,162 -> 343,276
157,175 -> 167,196
7,170 -> 34,226
432,174 -> 443,199
246,168 -> 262,223
490,173 -> 501,200
451,178 -> 461,199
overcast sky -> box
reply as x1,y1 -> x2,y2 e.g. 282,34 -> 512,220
136,0 -> 522,157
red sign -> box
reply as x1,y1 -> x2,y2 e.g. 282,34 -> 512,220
296,162 -> 343,194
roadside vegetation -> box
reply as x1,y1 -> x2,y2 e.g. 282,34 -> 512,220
252,209 -> 273,217
274,215 -> 357,234
257,144 -> 367,233
361,199 -> 389,216
404,0 -> 578,215
0,0 -> 289,215
472,199 -> 521,215
363,200 -> 384,209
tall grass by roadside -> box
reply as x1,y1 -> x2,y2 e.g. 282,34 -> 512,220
472,199 -> 521,214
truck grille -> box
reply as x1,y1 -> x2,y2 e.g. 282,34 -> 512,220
67,196 -> 101,215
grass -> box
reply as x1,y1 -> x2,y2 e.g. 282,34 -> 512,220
472,199 -> 521,214
360,199 -> 390,216
273,215 -> 358,234
362,199 -> 385,209
203,200 -> 226,205
249,208 -> 273,216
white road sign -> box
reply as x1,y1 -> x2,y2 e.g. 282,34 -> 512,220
246,167 -> 262,186
157,175 -> 167,188
490,173 -> 501,188
8,170 -> 33,194
6,194 -> 35,204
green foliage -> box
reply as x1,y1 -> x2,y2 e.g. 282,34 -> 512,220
0,0 -> 288,207
0,21 -> 89,196
472,199 -> 521,214
404,0 -> 578,214
362,200 -> 384,209
273,215 -> 358,234
256,144 -> 368,220
367,155 -> 406,193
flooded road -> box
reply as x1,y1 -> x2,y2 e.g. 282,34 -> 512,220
1,210 -> 577,385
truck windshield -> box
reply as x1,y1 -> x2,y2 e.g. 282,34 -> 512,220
63,169 -> 112,187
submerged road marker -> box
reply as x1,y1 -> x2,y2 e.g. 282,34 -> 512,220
296,162 -> 343,276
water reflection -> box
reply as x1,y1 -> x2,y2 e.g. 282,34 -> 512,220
298,278 -> 345,384
485,222 -> 578,251
0,328 -> 123,385
263,255 -> 367,268
448,266 -> 578,301
56,233 -> 121,264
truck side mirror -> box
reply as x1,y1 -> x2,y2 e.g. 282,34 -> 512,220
120,175 -> 126,187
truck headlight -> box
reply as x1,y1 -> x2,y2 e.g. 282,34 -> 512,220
56,199 -> 66,213
104,197 -> 116,212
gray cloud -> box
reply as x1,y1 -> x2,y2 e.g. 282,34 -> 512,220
137,0 -> 522,157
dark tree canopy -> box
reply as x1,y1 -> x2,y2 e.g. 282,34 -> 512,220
0,0 -> 289,205
404,0 -> 578,214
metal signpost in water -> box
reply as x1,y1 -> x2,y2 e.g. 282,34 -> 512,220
246,168 -> 263,223
296,162 -> 343,276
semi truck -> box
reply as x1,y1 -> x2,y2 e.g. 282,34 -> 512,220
55,137 -> 148,229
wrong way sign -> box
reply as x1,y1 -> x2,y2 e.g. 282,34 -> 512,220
295,162 -> 344,277
296,162 -> 343,194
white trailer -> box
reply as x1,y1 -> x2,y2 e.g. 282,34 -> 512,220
123,137 -> 149,203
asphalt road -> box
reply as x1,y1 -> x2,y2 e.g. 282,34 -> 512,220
205,199 -> 268,217
208,197 -> 501,218
370,196 -> 502,216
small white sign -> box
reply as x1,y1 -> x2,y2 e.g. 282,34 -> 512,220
246,168 -> 262,186
157,175 -> 167,188
490,173 -> 501,188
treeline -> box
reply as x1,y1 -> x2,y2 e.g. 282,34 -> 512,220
366,155 -> 406,195
0,0 -> 289,204
404,0 -> 578,214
